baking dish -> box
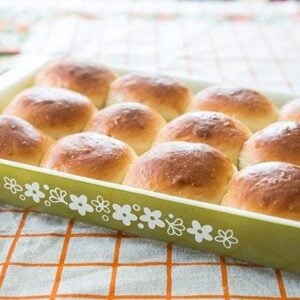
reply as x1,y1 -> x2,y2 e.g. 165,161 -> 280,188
0,56 -> 299,272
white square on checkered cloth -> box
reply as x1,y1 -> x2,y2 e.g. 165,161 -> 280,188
172,245 -> 219,263
65,236 -> 116,263
0,212 -> 22,234
22,212 -> 68,233
116,266 -> 166,295
12,236 -> 64,263
119,238 -> 166,263
58,266 -> 112,295
0,238 -> 12,263
172,265 -> 223,296
227,266 -> 280,296
1,266 -> 56,296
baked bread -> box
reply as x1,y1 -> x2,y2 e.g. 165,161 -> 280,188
279,98 -> 300,122
0,115 -> 53,165
123,141 -> 236,203
222,162 -> 300,220
189,86 -> 278,132
107,73 -> 193,121
41,132 -> 137,183
85,102 -> 166,155
153,111 -> 251,165
4,86 -> 96,139
35,59 -> 117,108
239,121 -> 300,168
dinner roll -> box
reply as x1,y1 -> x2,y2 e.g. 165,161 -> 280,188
107,73 -> 193,121
85,103 -> 166,155
239,121 -> 300,168
4,86 -> 96,139
35,59 -> 117,108
123,142 -> 236,204
0,115 -> 53,165
41,132 -> 137,183
189,86 -> 278,132
279,98 -> 300,122
153,111 -> 251,165
222,162 -> 300,220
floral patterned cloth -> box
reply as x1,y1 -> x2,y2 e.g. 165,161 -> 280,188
0,0 -> 300,299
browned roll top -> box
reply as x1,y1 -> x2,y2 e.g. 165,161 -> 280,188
41,132 -> 137,183
107,73 -> 192,121
4,86 -> 96,139
35,59 -> 118,108
0,115 -> 53,165
153,111 -> 251,164
123,141 -> 236,204
189,86 -> 278,132
222,162 -> 300,220
85,102 -> 166,155
239,121 -> 300,168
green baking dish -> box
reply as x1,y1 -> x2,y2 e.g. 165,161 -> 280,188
0,56 -> 299,272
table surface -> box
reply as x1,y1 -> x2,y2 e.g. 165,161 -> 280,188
0,0 -> 300,299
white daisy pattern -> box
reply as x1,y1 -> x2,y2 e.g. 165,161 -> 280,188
214,229 -> 239,249
139,207 -> 165,229
24,182 -> 45,203
91,195 -> 110,213
112,204 -> 137,226
2,176 -> 239,250
3,177 -> 23,194
187,220 -> 213,243
69,194 -> 94,216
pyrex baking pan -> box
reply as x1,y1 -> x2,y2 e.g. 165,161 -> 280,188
0,56 -> 299,272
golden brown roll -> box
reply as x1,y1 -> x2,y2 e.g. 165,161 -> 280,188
41,132 -> 137,183
189,86 -> 278,132
222,162 -> 300,220
279,98 -> 300,122
0,115 -> 53,166
107,73 -> 193,121
123,142 -> 236,204
35,59 -> 117,108
153,111 -> 251,165
239,121 -> 300,168
85,103 -> 166,155
4,86 -> 96,139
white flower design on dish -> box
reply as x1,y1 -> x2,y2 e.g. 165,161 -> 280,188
49,187 -> 68,205
187,220 -> 213,243
3,177 -> 23,194
24,182 -> 45,203
91,195 -> 110,213
214,229 -> 238,249
139,207 -> 165,230
69,194 -> 94,216
112,204 -> 137,226
165,217 -> 185,236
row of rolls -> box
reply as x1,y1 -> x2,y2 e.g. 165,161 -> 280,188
1,59 -> 300,220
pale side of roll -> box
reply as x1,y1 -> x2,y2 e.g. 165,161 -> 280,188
279,98 -> 300,122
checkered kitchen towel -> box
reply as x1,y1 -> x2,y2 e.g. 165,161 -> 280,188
0,0 -> 300,299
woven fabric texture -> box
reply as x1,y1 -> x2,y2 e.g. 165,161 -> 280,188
0,0 -> 300,299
